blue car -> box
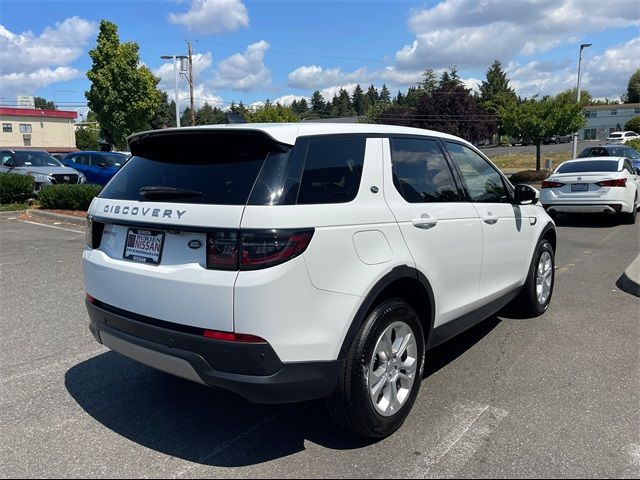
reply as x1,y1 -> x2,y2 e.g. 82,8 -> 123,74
63,151 -> 129,186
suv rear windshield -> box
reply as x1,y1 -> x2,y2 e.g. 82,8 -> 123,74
99,132 -> 292,205
556,160 -> 619,173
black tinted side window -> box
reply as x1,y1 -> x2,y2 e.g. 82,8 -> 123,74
446,142 -> 508,203
390,138 -> 460,203
296,137 -> 365,204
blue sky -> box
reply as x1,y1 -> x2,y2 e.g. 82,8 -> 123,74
1,0 -> 639,119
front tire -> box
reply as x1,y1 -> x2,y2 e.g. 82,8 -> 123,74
621,195 -> 637,224
508,239 -> 555,317
327,299 -> 425,438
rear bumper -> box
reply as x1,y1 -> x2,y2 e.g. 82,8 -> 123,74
542,203 -> 628,214
86,300 -> 341,404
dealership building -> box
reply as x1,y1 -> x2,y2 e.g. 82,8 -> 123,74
0,107 -> 78,152
580,103 -> 640,140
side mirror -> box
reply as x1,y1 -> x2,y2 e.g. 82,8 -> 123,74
514,184 -> 539,205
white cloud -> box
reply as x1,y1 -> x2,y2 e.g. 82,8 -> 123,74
272,94 -> 308,106
211,40 -> 271,91
288,65 -> 348,89
0,18 -> 96,76
396,0 -> 640,71
288,64 -> 424,91
168,0 -> 249,34
319,83 -> 359,102
585,37 -> 640,100
0,67 -> 82,97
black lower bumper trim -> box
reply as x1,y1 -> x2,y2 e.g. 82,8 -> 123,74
86,301 -> 341,404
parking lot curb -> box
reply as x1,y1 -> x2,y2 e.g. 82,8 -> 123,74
0,210 -> 27,218
27,209 -> 87,227
617,254 -> 640,298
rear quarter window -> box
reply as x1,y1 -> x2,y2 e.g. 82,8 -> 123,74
296,137 -> 365,204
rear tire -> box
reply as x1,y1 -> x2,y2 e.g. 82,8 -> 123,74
507,239 -> 555,317
327,299 -> 425,438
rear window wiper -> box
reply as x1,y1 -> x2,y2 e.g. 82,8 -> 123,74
139,186 -> 203,199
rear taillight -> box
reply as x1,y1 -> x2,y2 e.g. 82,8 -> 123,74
206,230 -> 239,270
203,329 -> 266,343
86,217 -> 104,249
596,178 -> 627,187
206,229 -> 314,271
541,181 -> 565,189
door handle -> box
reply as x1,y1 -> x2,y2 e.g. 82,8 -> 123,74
482,212 -> 499,225
412,214 -> 438,229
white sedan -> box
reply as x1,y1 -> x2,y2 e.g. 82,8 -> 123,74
606,131 -> 639,144
540,157 -> 639,224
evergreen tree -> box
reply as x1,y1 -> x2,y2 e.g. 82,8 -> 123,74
297,98 -> 309,114
380,84 -> 391,104
180,107 -> 193,126
479,60 -> 517,109
352,84 -> 366,115
196,102 -> 225,125
624,68 -> 640,103
310,90 -> 325,115
366,84 -> 379,105
395,91 -> 405,106
151,91 -> 176,129
421,69 -> 438,96
336,88 -> 354,116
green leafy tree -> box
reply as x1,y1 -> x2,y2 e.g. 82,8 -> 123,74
500,97 -> 585,170
86,20 -> 162,149
624,68 -> 640,103
75,127 -> 100,150
246,103 -> 299,123
34,97 -> 56,110
625,116 -> 640,133
554,88 -> 593,107
151,91 -> 176,129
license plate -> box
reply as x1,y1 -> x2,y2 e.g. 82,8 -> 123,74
123,228 -> 165,265
571,183 -> 589,192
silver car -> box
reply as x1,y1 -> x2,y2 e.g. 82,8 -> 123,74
0,149 -> 86,190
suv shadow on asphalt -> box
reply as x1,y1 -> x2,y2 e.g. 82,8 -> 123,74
552,213 -> 624,229
64,317 -> 502,468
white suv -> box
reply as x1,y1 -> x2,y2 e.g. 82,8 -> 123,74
83,124 -> 556,438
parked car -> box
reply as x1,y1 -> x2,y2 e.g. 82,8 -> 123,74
578,144 -> 640,169
50,153 -> 69,162
606,131 -> 639,144
540,157 -> 639,223
0,149 -> 85,190
543,134 -> 572,144
63,151 -> 128,186
509,137 -> 533,146
84,124 -> 556,438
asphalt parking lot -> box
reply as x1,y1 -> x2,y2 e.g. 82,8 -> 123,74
1,215 -> 639,478
479,140 -> 595,158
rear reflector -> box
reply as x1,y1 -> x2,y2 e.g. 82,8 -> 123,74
596,178 -> 627,187
541,181 -> 565,189
203,330 -> 266,343
86,293 -> 96,304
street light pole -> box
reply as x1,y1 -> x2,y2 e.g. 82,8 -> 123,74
572,43 -> 592,158
161,54 -> 190,128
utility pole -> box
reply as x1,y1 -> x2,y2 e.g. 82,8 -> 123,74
572,43 -> 592,158
188,41 -> 195,126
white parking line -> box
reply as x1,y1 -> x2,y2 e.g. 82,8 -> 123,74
411,400 -> 508,479
20,220 -> 84,234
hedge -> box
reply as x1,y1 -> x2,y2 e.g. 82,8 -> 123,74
0,173 -> 35,204
624,116 -> 640,134
509,169 -> 551,183
38,184 -> 102,211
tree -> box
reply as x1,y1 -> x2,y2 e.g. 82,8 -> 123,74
180,107 -> 193,127
625,116 -> 640,133
246,103 -> 298,123
500,97 -> 585,170
379,84 -> 391,104
366,85 -> 379,106
86,20 -> 162,149
151,91 -> 176,129
352,84 -> 366,115
479,61 -> 517,107
420,68 -> 438,96
554,88 -> 593,107
624,69 -> 640,104
336,88 -> 354,116
310,90 -> 326,116
34,97 -> 56,110
196,102 -> 225,125
75,127 -> 100,150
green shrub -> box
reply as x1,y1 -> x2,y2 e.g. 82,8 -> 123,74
624,116 -> 640,134
38,184 -> 102,210
510,169 -> 551,183
0,173 -> 35,204
0,203 -> 27,212
625,138 -> 640,152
